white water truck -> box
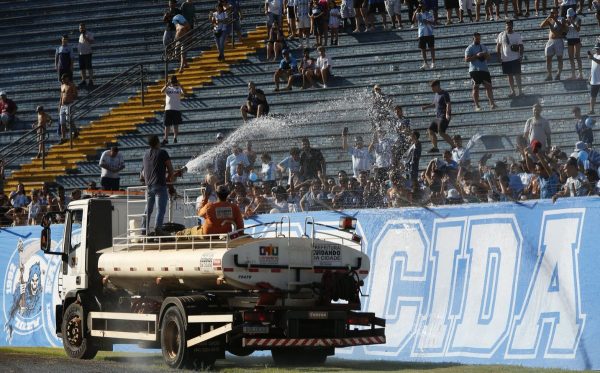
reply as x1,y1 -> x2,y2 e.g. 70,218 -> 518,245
39,192 -> 386,369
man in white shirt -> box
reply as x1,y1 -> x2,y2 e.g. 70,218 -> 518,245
496,20 -> 524,97
342,128 -> 371,177
160,75 -> 186,145
523,103 -> 552,150
99,146 -> 125,191
266,0 -> 283,30
368,129 -> 393,182
78,23 -> 95,87
225,145 -> 250,183
587,42 -> 600,114
315,46 -> 332,88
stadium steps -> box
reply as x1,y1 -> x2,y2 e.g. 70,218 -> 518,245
3,26 -> 269,191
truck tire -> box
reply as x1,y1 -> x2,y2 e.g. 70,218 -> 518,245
161,306 -> 191,369
61,302 -> 98,360
271,348 -> 328,366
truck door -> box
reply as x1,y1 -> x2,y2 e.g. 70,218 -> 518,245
62,208 -> 88,292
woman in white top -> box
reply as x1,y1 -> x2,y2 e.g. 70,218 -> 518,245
314,46 -> 332,88
160,75 -> 186,145
565,8 -> 583,79
210,3 -> 229,61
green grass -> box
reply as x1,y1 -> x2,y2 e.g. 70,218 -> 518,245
0,347 -> 588,372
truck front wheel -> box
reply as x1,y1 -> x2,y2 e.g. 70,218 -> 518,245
271,348 -> 328,366
61,302 -> 98,360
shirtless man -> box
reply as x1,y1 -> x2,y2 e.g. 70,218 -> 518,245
58,74 -> 78,143
34,106 -> 52,158
541,7 -> 566,81
172,14 -> 192,72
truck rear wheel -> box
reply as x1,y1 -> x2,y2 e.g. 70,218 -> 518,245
271,348 -> 328,366
161,306 -> 190,369
62,302 -> 98,360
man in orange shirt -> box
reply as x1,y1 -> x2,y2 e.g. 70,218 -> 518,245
198,185 -> 244,235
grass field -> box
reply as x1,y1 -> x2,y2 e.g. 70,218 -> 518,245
0,347 -> 588,372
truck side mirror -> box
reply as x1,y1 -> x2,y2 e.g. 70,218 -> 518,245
40,227 -> 51,253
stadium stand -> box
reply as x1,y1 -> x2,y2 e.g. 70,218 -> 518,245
0,0 -> 599,224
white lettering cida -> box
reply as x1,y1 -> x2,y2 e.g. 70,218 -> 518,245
365,220 -> 429,355
506,209 -> 586,359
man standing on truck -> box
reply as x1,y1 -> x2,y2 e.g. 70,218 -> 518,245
141,134 -> 175,234
198,185 -> 244,235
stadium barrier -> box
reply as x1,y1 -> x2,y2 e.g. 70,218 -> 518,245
1,197 -> 598,370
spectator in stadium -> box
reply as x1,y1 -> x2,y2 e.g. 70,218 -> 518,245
55,35 -> 75,83
560,0 -> 577,15
141,135 -> 175,234
227,0 -> 243,43
199,185 -> 244,235
534,0 -> 549,14
329,0 -> 341,45
9,183 -> 29,208
212,132 -> 228,182
552,157 -> 590,202
34,106 -> 51,158
421,79 -> 454,153
588,43 -> 600,114
594,0 -> 600,26
266,0 -> 284,30
278,147 -> 301,185
270,185 -> 290,213
444,0 -> 460,24
541,8 -> 566,81
172,14 -> 191,72
503,0 -> 520,19
225,144 -> 250,184
565,8 -> 583,80
352,0 -> 367,32
451,134 -> 470,167
459,0 -> 474,22
161,75 -> 185,145
465,32 -> 497,112
266,23 -> 287,61
315,46 -> 332,88
524,103 -> 552,150
0,92 -> 17,131
163,0 -> 180,46
211,2 -> 229,61
521,147 -> 559,199
572,106 -> 594,145
413,4 -> 435,70
423,0 -> 439,22
58,74 -> 78,144
366,0 -> 388,30
286,0 -> 299,38
342,128 -> 371,178
299,48 -> 316,89
231,163 -> 248,184
99,146 -> 124,191
5,207 -> 27,226
241,81 -> 269,121
333,177 -> 363,209
310,0 -> 328,46
487,0 -> 501,21
496,20 -> 523,98
181,0 -> 196,28
260,152 -> 278,190
27,189 -> 43,225
300,179 -> 328,211
340,0 -> 355,31
244,141 -> 257,169
0,192 -> 11,226
296,0 -> 312,47
77,23 -> 95,88
299,137 -> 326,181
385,0 -> 402,28
369,128 -> 393,182
274,49 -> 298,91
405,130 -> 422,194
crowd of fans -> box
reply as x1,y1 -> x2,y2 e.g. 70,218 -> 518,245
2,0 -> 600,228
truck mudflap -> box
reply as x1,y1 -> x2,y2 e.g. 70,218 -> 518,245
242,335 -> 386,348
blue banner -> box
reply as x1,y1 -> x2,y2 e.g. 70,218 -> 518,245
1,198 -> 599,370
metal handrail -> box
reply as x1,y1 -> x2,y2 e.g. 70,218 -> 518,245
67,63 -> 146,149
0,126 -> 49,170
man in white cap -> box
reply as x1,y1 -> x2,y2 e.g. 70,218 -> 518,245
588,42 -> 600,114
0,92 -> 17,131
